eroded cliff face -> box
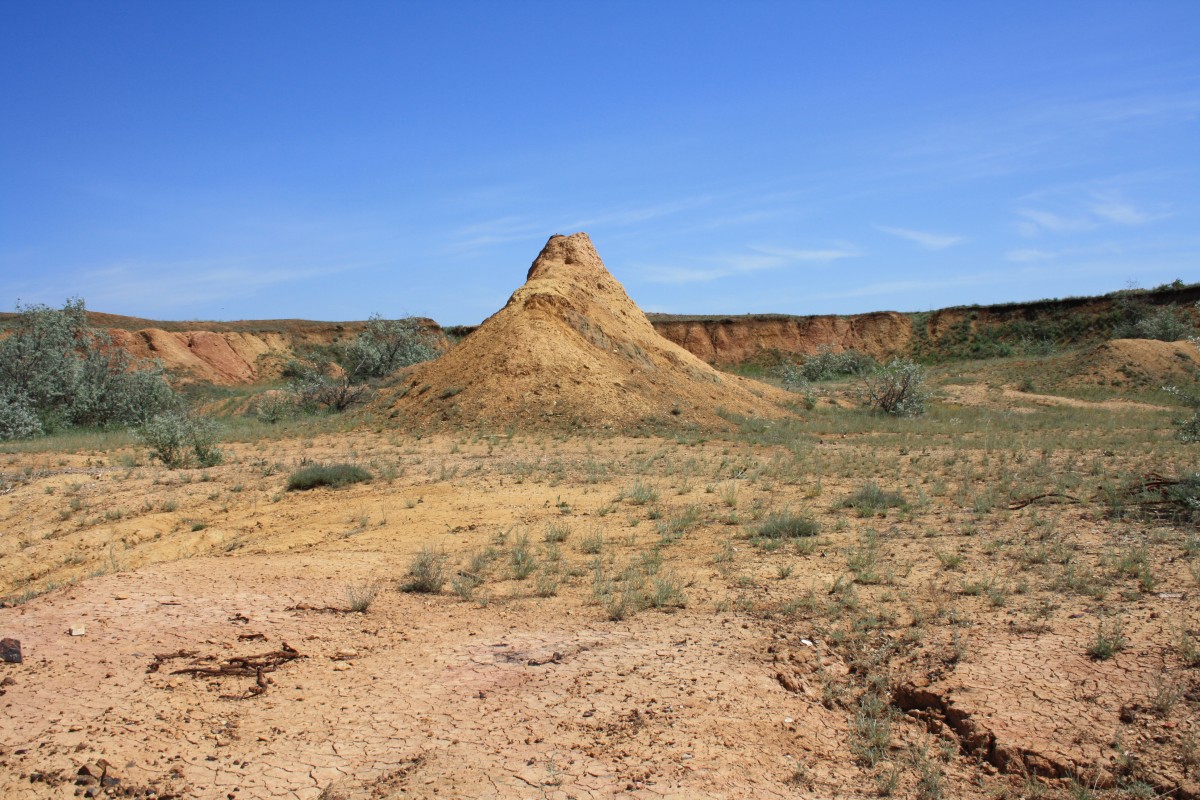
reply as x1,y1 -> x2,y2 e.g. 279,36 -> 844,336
648,312 -> 913,364
53,314 -> 437,386
106,329 -> 295,385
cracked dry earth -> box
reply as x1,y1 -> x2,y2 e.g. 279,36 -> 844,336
0,557 -> 849,799
2,426 -> 1199,798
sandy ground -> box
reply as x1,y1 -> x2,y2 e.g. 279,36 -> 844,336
2,420 -> 1198,799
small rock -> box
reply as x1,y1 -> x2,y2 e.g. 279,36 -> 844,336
69,626 -> 86,637
0,638 -> 21,663
332,662 -> 351,671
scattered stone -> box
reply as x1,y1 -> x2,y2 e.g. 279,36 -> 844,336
69,626 -> 86,637
1,637 -> 21,663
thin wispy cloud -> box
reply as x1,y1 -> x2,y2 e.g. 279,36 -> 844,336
1089,190 -> 1166,225
1015,208 -> 1098,237
639,243 -> 860,284
448,196 -> 717,253
1006,248 -> 1056,263
1016,189 -> 1169,237
874,225 -> 965,250
38,258 -> 367,315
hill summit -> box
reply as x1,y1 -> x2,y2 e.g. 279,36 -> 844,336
385,232 -> 793,430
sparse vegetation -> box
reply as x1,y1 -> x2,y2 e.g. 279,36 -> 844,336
401,546 -> 448,593
756,509 -> 819,539
286,463 -> 372,491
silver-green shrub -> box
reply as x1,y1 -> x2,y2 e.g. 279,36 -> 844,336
0,298 -> 175,438
861,358 -> 929,416
341,314 -> 437,380
1134,306 -> 1195,342
801,346 -> 878,382
139,410 -> 223,468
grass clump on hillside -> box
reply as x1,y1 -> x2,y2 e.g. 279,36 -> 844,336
286,463 -> 372,491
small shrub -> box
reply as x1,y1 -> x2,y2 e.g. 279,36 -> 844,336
647,572 -> 687,609
861,358 -> 928,416
544,522 -> 571,543
509,533 -> 538,580
253,391 -> 296,423
139,411 -> 223,468
841,482 -> 906,516
534,568 -> 560,597
1164,382 -> 1200,443
777,362 -> 816,409
1133,306 -> 1193,341
346,580 -> 380,612
756,510 -> 820,539
801,346 -> 878,381
0,298 -> 176,438
402,546 -> 447,593
1087,618 -> 1127,660
286,463 -> 372,491
626,480 -> 659,505
579,530 -> 605,554
291,373 -> 371,413
340,314 -> 438,380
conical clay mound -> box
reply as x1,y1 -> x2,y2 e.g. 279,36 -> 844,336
386,233 -> 795,431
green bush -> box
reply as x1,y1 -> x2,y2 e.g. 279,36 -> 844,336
800,346 -> 878,382
341,314 -> 438,380
253,391 -> 296,423
1133,306 -> 1194,342
0,391 -> 42,439
286,463 -> 372,490
841,483 -> 907,516
756,510 -> 820,539
861,358 -> 929,416
777,362 -> 816,409
0,299 -> 176,438
139,411 -> 223,468
290,370 -> 371,413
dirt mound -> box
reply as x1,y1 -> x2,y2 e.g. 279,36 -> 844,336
1064,338 -> 1200,389
384,233 -> 795,431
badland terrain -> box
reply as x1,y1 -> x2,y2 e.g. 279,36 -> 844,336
1,234 -> 1198,800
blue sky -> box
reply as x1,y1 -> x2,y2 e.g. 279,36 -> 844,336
2,2 -> 1198,325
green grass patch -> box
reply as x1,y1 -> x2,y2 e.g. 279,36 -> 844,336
756,509 -> 820,539
286,463 -> 373,491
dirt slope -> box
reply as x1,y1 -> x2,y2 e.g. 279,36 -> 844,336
384,233 -> 795,431
1063,338 -> 1200,389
